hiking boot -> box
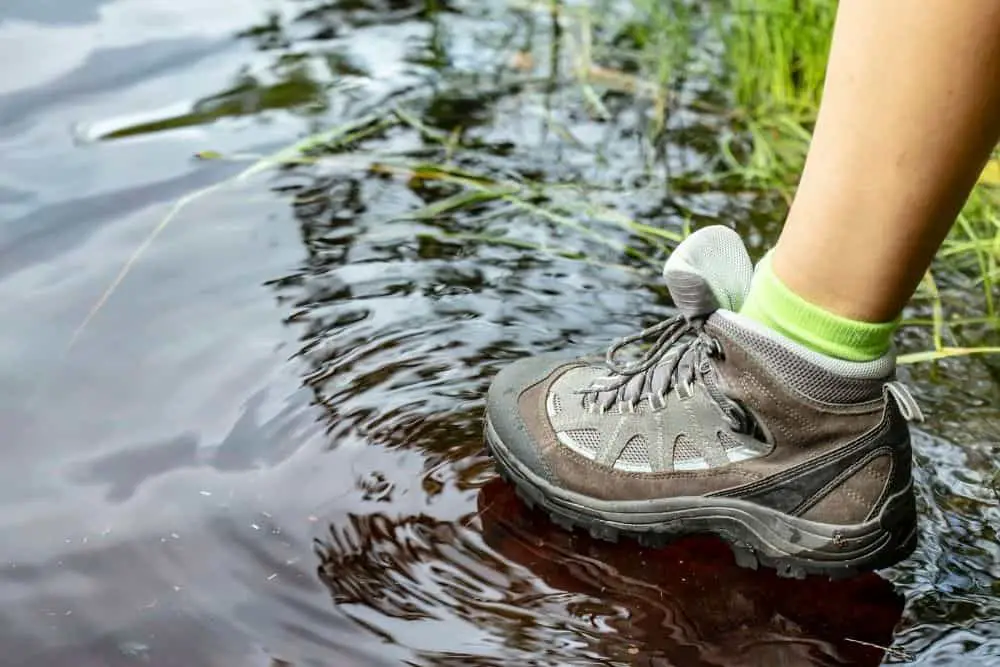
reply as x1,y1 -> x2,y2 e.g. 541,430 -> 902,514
484,226 -> 922,578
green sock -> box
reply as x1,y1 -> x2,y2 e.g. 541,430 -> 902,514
740,252 -> 898,362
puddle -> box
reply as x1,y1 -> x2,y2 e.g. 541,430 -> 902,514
1,1 -> 998,665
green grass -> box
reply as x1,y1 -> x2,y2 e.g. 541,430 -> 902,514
722,0 -> 834,116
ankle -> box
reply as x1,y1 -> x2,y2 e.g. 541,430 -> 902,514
740,253 -> 899,362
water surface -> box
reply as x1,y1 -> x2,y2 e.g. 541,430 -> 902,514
1,1 -> 999,665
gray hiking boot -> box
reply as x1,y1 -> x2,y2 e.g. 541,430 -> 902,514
485,226 -> 922,578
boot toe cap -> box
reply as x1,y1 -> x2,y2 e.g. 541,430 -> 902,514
486,352 -> 578,482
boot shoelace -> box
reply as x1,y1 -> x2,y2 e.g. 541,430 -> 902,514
576,314 -> 746,430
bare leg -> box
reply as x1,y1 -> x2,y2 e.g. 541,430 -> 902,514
773,0 -> 1000,323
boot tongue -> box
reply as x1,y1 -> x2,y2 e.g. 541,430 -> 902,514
662,225 -> 753,320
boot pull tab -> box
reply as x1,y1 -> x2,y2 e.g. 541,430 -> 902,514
885,381 -> 925,423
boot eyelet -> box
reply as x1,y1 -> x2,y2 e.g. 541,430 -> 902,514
678,378 -> 694,399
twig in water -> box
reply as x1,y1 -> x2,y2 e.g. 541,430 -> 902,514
843,637 -> 913,662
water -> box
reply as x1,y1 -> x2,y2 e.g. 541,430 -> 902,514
1,1 -> 998,665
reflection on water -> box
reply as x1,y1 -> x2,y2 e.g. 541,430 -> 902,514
316,479 -> 905,666
1,0 -> 999,665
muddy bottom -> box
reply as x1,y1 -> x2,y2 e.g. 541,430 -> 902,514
1,1 -> 998,665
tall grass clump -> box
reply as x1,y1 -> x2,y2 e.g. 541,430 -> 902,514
710,0 -> 834,187
722,0 -> 833,115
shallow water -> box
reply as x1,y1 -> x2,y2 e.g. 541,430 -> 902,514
1,1 -> 999,665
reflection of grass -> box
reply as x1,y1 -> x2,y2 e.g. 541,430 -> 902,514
97,66 -> 330,141
68,101 -> 669,351
67,112 -> 393,352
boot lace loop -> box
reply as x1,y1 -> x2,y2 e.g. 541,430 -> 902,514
577,315 -> 741,428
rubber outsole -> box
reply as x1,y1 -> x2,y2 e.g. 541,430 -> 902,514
484,417 -> 917,580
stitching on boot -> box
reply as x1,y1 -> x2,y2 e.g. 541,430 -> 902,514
792,447 -> 893,517
739,372 -> 815,442
864,451 -> 897,523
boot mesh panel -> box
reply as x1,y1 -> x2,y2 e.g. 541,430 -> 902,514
615,434 -> 651,469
